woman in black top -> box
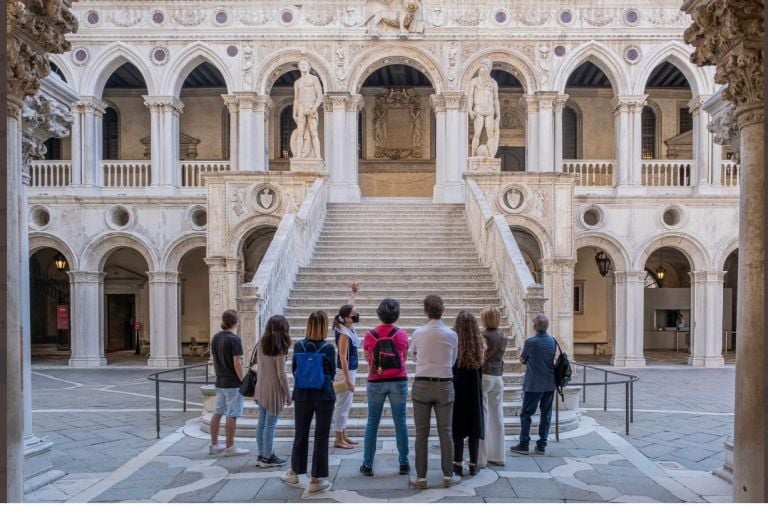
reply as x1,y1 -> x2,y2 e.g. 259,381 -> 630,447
452,310 -> 485,476
280,310 -> 336,494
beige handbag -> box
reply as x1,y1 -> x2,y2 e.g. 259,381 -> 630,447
333,377 -> 350,393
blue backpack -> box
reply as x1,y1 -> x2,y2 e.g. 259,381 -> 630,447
294,340 -> 329,390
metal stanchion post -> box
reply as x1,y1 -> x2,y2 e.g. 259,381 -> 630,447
625,382 -> 630,435
555,393 -> 560,441
603,370 -> 608,411
155,378 -> 161,439
183,368 -> 187,412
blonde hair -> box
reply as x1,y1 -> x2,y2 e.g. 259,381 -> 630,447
454,310 -> 485,369
480,307 -> 501,330
306,310 -> 328,341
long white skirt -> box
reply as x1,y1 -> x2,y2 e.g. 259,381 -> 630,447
331,368 -> 356,432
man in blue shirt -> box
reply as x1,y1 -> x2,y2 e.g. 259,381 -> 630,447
511,314 -> 557,455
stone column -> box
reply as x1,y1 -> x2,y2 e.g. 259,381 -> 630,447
234,93 -> 271,171
690,96 -> 714,190
71,97 -> 106,187
343,94 -> 363,202
67,272 -> 107,367
205,257 -> 241,337
222,95 -> 239,170
432,92 -> 465,203
627,96 -> 646,187
683,1 -> 765,498
326,93 -> 358,201
144,96 -> 183,188
612,271 -> 646,367
147,272 -> 183,368
688,271 -> 726,367
536,92 -> 557,172
553,94 -> 569,174
522,95 -> 539,171
540,259 -> 575,355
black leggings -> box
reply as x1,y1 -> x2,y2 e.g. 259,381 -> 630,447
453,435 -> 480,465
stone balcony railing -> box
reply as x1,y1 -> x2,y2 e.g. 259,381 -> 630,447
721,160 -> 740,187
641,160 -> 693,187
180,161 -> 232,187
102,161 -> 152,187
29,161 -> 71,187
562,160 -> 614,186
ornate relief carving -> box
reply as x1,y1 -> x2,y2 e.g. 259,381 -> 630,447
645,9 -> 684,26
334,42 -> 347,84
537,45 -> 552,85
304,9 -> 335,26
242,44 -> 255,87
171,10 -> 206,26
342,6 -> 360,27
429,6 -> 446,27
107,10 -> 143,27
515,8 -> 550,26
453,8 -> 482,27
364,0 -> 425,38
22,92 -> 73,166
373,88 -> 423,160
252,184 -> 281,214
446,41 -> 458,82
581,9 -> 615,27
239,10 -> 270,26
231,188 -> 246,217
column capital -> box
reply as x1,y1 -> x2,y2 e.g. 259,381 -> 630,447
143,95 -> 184,115
67,271 -> 106,283
553,94 -> 570,113
148,271 -> 181,283
430,92 -> 465,111
611,95 -> 647,114
233,92 -> 272,112
521,94 -> 539,112
346,94 -> 364,112
534,91 -> 559,108
73,97 -> 108,116
539,258 -> 577,272
612,270 -> 647,284
204,256 -> 241,272
689,270 -> 727,283
221,94 -> 240,113
429,94 -> 446,112
688,95 -> 711,115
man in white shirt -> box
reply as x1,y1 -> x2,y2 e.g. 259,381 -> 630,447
409,295 -> 460,489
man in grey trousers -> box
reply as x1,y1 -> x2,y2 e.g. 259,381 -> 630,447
409,295 -> 460,489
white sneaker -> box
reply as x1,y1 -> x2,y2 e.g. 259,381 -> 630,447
308,479 -> 331,494
443,475 -> 462,487
224,446 -> 250,457
280,470 -> 299,485
209,443 -> 225,454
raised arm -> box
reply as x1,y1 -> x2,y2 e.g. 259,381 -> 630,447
346,282 -> 358,306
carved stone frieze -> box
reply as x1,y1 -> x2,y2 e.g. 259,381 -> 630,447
107,10 -> 143,27
446,41 -> 459,82
514,8 -> 550,26
364,0 -> 425,38
645,9 -> 685,26
304,9 -> 335,26
239,10 -> 270,26
453,8 -> 482,27
581,9 -> 616,26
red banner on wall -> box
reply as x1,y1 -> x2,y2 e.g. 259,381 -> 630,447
133,321 -> 142,331
56,305 -> 69,330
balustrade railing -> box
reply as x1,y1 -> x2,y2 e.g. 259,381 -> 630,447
641,160 -> 693,187
721,161 -> 740,187
29,160 -> 71,187
180,161 -> 231,187
102,161 -> 151,187
562,160 -> 614,186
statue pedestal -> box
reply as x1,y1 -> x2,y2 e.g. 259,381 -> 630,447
468,156 -> 501,173
289,158 -> 325,172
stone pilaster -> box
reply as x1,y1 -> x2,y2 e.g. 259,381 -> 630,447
144,96 -> 184,188
67,272 -> 107,367
688,271 -> 726,367
683,0 -> 764,499
222,95 -> 239,170
535,92 -> 558,172
235,93 -> 271,172
613,95 -> 647,189
325,93 -> 360,202
612,271 -> 646,367
521,95 -> 539,171
540,259 -> 576,355
147,272 -> 183,368
689,95 -> 714,190
71,98 -> 106,187
431,92 -> 466,203
205,257 -> 242,337
237,285 -> 262,363
553,94 -> 569,174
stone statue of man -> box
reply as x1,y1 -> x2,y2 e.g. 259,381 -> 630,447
291,59 -> 324,159
467,58 -> 500,158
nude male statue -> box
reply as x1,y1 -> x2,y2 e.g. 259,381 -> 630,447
291,59 -> 324,158
467,58 -> 501,158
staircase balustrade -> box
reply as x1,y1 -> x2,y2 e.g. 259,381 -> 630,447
180,161 -> 231,187
721,160 -> 740,187
29,160 -> 71,187
562,160 -> 614,186
102,161 -> 151,187
641,160 -> 693,187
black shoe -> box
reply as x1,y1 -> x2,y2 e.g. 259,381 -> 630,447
510,443 -> 529,455
359,464 -> 373,477
534,446 -> 546,455
453,463 -> 463,476
260,454 -> 287,467
399,464 -> 410,475
469,464 -> 480,476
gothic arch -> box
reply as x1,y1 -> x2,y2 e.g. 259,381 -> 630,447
633,41 -> 712,97
713,236 -> 740,271
161,233 -> 207,271
459,49 -> 537,92
48,54 -> 77,87
256,49 -> 334,95
633,232 -> 711,272
348,45 -> 446,94
228,214 -> 283,258
504,216 -> 554,259
553,41 -> 628,95
83,42 -> 157,98
575,232 -> 631,271
81,232 -> 160,272
29,232 -> 79,271
164,42 -> 236,97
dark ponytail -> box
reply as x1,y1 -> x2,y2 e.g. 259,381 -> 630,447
333,304 -> 354,330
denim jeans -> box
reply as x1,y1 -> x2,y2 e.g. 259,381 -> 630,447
519,390 -> 555,448
363,380 -> 409,468
256,404 -> 280,458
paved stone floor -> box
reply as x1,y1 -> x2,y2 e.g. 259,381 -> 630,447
26,363 -> 734,503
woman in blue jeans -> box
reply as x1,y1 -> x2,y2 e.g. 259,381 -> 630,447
359,298 -> 410,476
253,315 -> 292,467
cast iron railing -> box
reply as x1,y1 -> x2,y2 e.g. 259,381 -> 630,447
147,362 -> 213,439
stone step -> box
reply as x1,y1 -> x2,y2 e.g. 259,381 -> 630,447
286,328 -> 515,339
308,261 -> 484,268
349,360 -> 523,375
312,246 -> 479,254
285,315 -> 506,327
290,282 -> 499,291
310,252 -> 481,260
283,304 -> 506,317
286,296 -> 506,306
298,266 -> 493,275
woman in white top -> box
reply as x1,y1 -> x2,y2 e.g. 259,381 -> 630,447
331,283 -> 360,449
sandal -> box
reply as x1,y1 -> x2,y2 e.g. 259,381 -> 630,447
333,440 -> 354,449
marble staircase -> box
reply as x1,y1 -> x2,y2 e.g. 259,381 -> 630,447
201,199 -> 580,437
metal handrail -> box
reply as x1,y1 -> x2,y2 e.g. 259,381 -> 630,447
554,362 -> 639,439
147,362 -> 214,438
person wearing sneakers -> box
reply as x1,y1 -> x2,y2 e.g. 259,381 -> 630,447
253,315 -> 292,468
478,307 -> 507,468
209,310 -> 249,457
359,298 -> 410,477
281,311 -> 336,494
331,283 -> 360,450
409,295 -> 460,489
510,314 -> 557,456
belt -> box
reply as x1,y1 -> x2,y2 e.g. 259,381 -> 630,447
414,377 -> 452,382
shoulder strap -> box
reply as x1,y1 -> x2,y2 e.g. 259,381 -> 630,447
297,340 -> 307,353
316,342 -> 328,353
248,343 -> 258,367
369,329 -> 380,340
387,326 -> 400,338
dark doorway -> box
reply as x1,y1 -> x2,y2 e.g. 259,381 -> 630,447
106,294 -> 135,352
499,147 -> 525,172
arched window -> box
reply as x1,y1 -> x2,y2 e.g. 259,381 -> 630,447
279,106 -> 296,159
102,107 -> 119,160
44,138 -> 62,160
641,106 -> 657,159
221,107 -> 230,160
563,106 -> 579,159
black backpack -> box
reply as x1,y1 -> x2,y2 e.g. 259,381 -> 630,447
369,327 -> 402,373
554,341 -> 572,401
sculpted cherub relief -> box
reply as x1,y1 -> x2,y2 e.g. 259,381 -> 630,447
364,0 -> 425,38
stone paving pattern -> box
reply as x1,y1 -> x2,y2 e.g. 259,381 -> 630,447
26,364 -> 734,502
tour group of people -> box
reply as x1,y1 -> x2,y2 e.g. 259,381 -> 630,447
208,283 -> 558,494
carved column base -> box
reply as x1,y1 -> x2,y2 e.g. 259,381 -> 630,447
290,158 -> 326,172
23,435 -> 64,493
467,156 -> 501,173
